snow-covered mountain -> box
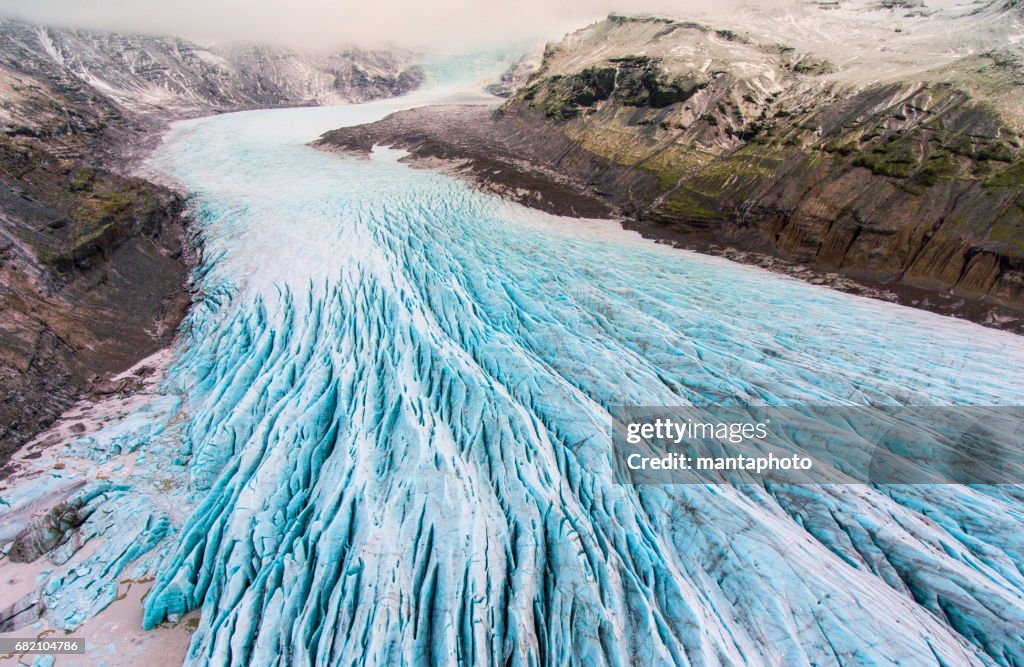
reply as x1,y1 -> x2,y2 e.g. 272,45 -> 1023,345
0,18 -> 423,121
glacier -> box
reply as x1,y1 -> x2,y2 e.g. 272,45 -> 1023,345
2,60 -> 1024,666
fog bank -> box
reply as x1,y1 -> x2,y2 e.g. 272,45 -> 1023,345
0,0 -> 796,51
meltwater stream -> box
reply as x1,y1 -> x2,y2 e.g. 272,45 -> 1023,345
3,67 -> 1024,665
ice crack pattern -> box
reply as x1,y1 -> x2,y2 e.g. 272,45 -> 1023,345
3,60 -> 1024,666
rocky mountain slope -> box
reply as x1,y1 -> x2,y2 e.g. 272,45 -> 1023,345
0,19 -> 422,114
0,18 -> 423,470
318,0 -> 1024,330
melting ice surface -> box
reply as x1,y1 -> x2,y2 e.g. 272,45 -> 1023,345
4,60 -> 1024,666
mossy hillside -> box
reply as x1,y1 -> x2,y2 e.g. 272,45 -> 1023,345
566,86 -> 1021,206
561,104 -> 713,172
643,149 -> 716,189
985,160 -> 1024,188
0,136 -> 174,271
847,121 -> 1019,188
991,213 -> 1024,253
657,145 -> 812,222
51,177 -> 170,270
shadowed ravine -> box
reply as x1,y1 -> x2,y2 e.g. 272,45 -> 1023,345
3,67 -> 1024,665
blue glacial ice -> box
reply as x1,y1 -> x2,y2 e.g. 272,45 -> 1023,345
2,64 -> 1024,666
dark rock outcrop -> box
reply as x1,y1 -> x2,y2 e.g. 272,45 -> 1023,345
0,135 -> 191,469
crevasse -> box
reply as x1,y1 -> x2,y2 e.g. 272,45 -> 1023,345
3,61 -> 1024,666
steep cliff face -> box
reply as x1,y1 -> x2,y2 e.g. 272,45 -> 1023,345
0,18 -> 424,468
0,138 -> 189,465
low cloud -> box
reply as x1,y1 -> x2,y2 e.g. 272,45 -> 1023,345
0,0 -> 795,52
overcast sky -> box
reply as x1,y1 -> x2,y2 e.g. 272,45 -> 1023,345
0,0 -> 785,51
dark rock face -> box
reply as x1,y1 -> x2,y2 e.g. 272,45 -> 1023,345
606,57 -> 708,109
0,18 -> 424,469
523,58 -> 712,120
0,137 -> 190,468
